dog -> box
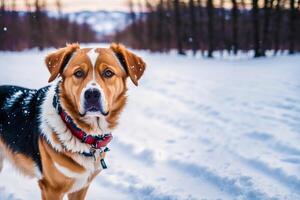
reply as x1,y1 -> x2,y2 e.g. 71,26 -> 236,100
0,43 -> 146,200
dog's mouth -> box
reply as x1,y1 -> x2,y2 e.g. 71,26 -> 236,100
86,106 -> 100,112
80,104 -> 109,117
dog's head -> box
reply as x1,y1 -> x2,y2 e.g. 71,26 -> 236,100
45,43 -> 145,127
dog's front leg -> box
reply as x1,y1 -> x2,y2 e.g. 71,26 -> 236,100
0,150 -> 3,172
67,186 -> 90,200
38,180 -> 65,200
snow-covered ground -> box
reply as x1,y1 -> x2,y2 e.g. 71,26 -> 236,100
0,48 -> 300,200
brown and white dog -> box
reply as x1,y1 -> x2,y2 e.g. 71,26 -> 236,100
0,43 -> 146,199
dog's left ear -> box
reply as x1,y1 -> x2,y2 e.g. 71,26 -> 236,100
45,43 -> 80,82
110,43 -> 146,86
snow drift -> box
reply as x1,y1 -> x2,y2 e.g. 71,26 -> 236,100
0,48 -> 300,200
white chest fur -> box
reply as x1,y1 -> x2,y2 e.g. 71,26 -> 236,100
39,83 -> 107,191
54,161 -> 96,193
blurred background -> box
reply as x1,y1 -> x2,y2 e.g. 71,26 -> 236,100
0,0 -> 299,57
1,1 -> 300,200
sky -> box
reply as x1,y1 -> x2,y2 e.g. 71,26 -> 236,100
5,0 -> 276,13
10,0 -> 144,12
58,0 -> 131,12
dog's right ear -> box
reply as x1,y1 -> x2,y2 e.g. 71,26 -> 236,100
110,43 -> 146,86
45,43 -> 80,82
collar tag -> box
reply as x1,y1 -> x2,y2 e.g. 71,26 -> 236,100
100,158 -> 107,169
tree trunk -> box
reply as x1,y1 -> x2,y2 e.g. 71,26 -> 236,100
262,0 -> 274,56
289,0 -> 296,54
0,0 -> 5,50
156,0 -> 164,51
174,0 -> 185,55
129,0 -> 138,48
252,0 -> 262,57
137,0 -> 145,49
165,0 -> 172,51
220,0 -> 227,55
197,0 -> 204,55
189,0 -> 198,55
231,0 -> 238,55
146,1 -> 155,50
274,0 -> 281,55
207,0 -> 214,58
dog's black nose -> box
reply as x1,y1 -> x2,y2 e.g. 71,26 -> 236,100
84,89 -> 101,103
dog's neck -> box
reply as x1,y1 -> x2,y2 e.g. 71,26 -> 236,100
81,115 -> 110,135
54,81 -> 110,136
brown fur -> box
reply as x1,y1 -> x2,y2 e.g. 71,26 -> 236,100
67,187 -> 89,200
110,43 -> 146,86
39,138 -> 80,200
67,169 -> 100,200
46,43 -> 80,83
0,148 -> 3,172
38,137 -> 101,200
0,138 -> 36,177
59,47 -> 130,131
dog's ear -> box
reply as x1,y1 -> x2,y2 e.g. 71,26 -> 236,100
45,43 -> 80,82
110,43 -> 146,86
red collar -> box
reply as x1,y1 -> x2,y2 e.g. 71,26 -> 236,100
53,87 -> 112,150
59,111 -> 113,149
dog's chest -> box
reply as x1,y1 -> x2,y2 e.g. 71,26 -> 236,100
54,155 -> 101,193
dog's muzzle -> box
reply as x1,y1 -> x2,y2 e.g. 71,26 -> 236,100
84,88 -> 107,115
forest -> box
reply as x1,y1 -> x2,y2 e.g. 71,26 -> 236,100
0,0 -> 96,51
117,0 -> 300,57
0,0 -> 300,57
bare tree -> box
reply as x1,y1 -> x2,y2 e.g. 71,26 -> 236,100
145,1 -> 154,50
289,0 -> 296,54
220,0 -> 226,54
262,0 -> 274,56
0,0 -> 5,50
197,0 -> 205,55
231,0 -> 238,55
33,0 -> 45,50
274,0 -> 282,55
165,0 -> 172,51
156,0 -> 164,51
173,0 -> 185,55
128,0 -> 138,48
252,0 -> 262,57
137,0 -> 145,49
189,0 -> 198,55
207,0 -> 214,57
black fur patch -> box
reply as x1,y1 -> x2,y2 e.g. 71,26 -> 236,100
60,51 -> 74,73
0,85 -> 50,173
114,52 -> 128,74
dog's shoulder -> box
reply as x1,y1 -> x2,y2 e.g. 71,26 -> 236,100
0,85 -> 50,174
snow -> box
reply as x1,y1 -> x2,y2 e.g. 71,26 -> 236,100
0,47 -> 300,200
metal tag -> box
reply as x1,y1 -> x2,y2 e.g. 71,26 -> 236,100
100,158 -> 107,169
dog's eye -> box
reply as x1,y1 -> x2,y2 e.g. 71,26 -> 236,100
103,69 -> 115,79
74,70 -> 85,78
